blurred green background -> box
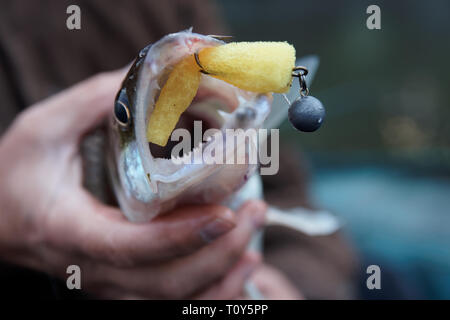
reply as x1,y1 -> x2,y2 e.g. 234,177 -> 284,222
217,0 -> 450,299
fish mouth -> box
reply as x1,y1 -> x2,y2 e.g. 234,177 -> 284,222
149,75 -> 262,160
134,30 -> 271,194
148,77 -> 235,159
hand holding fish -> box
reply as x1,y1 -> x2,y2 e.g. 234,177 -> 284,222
0,70 -> 270,299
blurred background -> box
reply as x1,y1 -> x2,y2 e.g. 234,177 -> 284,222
216,0 -> 450,299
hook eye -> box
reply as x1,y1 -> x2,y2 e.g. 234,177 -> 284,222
114,94 -> 131,129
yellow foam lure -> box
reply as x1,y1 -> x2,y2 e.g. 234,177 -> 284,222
147,41 -> 296,146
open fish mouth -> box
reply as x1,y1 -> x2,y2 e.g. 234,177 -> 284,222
148,73 -> 257,158
108,30 -> 340,241
110,30 -> 271,221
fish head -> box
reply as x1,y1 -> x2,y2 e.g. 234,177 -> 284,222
108,30 -> 272,222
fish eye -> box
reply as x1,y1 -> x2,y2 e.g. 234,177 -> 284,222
114,100 -> 131,128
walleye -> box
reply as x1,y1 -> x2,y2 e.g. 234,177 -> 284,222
107,29 -> 338,236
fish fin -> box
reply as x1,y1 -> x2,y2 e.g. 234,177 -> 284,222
265,205 -> 340,236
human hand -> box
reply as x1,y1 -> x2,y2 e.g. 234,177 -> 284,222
0,70 -> 266,299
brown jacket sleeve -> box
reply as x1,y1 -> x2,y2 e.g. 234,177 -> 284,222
0,0 -> 226,132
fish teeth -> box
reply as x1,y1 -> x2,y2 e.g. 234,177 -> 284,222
150,62 -> 158,74
171,154 -> 181,164
218,110 -> 230,121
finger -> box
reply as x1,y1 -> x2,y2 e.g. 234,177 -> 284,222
96,252 -> 260,300
250,264 -> 303,300
22,69 -> 127,141
194,252 -> 261,300
49,190 -> 237,267
115,200 -> 266,299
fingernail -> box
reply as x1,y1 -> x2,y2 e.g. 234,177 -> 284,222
200,218 -> 235,243
244,201 -> 267,229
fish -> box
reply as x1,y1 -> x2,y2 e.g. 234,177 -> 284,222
107,29 -> 339,237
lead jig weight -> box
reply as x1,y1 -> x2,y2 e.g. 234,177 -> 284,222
288,66 -> 325,132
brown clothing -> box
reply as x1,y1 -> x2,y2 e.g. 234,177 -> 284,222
0,0 -> 357,299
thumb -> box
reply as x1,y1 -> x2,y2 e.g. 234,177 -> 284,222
25,69 -> 127,142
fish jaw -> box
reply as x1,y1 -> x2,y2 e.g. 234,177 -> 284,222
109,30 -> 273,222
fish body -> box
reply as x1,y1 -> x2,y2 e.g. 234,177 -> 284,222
107,29 -> 339,238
